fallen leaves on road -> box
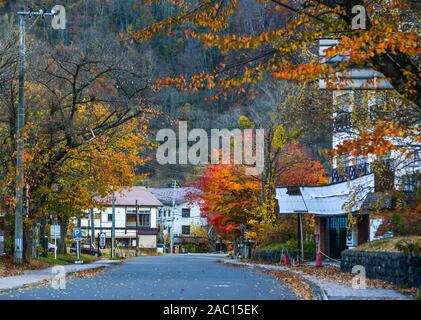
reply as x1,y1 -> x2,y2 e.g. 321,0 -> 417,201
291,265 -> 420,298
293,265 -> 394,289
0,256 -> 49,279
67,267 -> 107,281
264,270 -> 313,300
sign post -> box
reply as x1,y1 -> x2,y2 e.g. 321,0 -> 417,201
162,229 -> 168,253
99,232 -> 106,249
50,225 -> 61,260
72,228 -> 83,264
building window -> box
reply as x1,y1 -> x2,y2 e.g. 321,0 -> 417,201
182,225 -> 190,235
400,174 -> 419,192
139,214 -> 150,227
182,208 -> 190,218
333,111 -> 352,133
125,209 -> 151,227
108,214 -> 113,222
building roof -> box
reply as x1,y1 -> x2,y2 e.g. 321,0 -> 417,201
97,187 -> 163,207
276,174 -> 375,216
148,187 -> 199,206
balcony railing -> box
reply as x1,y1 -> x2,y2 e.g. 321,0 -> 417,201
333,112 -> 352,133
137,227 -> 158,235
330,163 -> 372,184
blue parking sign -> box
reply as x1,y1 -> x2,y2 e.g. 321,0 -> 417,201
73,228 -> 82,240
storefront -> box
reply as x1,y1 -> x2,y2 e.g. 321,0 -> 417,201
276,174 -> 374,260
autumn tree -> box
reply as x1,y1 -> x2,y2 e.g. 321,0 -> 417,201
191,163 -> 261,252
0,35 -> 155,261
236,79 -> 331,227
133,1 -> 420,184
133,0 -> 419,106
278,143 -> 328,187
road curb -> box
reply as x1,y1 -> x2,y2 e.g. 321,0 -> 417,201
219,259 -> 329,300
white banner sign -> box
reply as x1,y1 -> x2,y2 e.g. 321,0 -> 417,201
51,225 -> 61,240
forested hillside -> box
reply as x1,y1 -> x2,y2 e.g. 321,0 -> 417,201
1,0 -> 332,186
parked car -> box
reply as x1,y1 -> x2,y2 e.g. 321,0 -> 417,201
48,242 -> 57,253
70,242 -> 101,257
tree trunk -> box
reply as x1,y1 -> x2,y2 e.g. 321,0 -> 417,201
39,217 -> 48,257
4,205 -> 13,255
23,221 -> 33,263
58,215 -> 68,254
232,234 -> 238,257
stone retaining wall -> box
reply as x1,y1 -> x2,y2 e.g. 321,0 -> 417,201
341,250 -> 421,288
252,249 -> 283,263
252,249 -> 314,263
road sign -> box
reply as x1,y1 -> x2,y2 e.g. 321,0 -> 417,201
50,225 -> 61,240
73,228 -> 82,240
346,225 -> 358,247
99,233 -> 106,249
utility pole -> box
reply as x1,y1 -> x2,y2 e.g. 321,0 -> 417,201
135,200 -> 139,256
297,212 -> 304,263
111,192 -> 116,259
14,8 -> 56,265
170,180 -> 178,254
90,208 -> 95,250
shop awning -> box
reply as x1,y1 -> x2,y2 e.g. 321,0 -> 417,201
276,174 -> 375,216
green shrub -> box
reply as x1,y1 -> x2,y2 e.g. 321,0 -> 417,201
395,240 -> 421,256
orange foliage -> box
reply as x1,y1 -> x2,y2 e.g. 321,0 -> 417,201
278,143 -> 328,187
190,163 -> 261,235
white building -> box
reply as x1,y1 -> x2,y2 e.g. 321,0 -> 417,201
331,90 -> 420,191
80,187 -> 162,250
149,187 -> 207,246
275,90 -> 420,260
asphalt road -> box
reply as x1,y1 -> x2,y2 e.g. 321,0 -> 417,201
0,254 -> 298,300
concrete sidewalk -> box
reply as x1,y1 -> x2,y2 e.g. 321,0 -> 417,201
0,260 -> 121,293
220,259 -> 411,300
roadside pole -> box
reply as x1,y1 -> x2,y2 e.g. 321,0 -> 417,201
54,224 -> 57,260
50,222 -> 60,260
135,200 -> 139,256
297,212 -> 304,263
72,227 -> 82,264
111,192 -> 116,259
90,208 -> 95,250
170,180 -> 177,254
14,8 -> 56,265
77,240 -> 80,261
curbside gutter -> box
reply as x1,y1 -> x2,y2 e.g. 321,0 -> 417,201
0,259 -> 122,294
219,259 -> 328,300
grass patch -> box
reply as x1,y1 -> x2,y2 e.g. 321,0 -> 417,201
259,243 -> 284,250
99,253 -> 123,260
35,253 -> 99,265
355,236 -> 421,252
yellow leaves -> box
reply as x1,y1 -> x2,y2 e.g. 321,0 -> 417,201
237,115 -> 255,129
245,231 -> 257,240
272,124 -> 286,149
331,120 -> 416,159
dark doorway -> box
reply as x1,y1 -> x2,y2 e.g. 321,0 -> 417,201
327,216 -> 347,259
